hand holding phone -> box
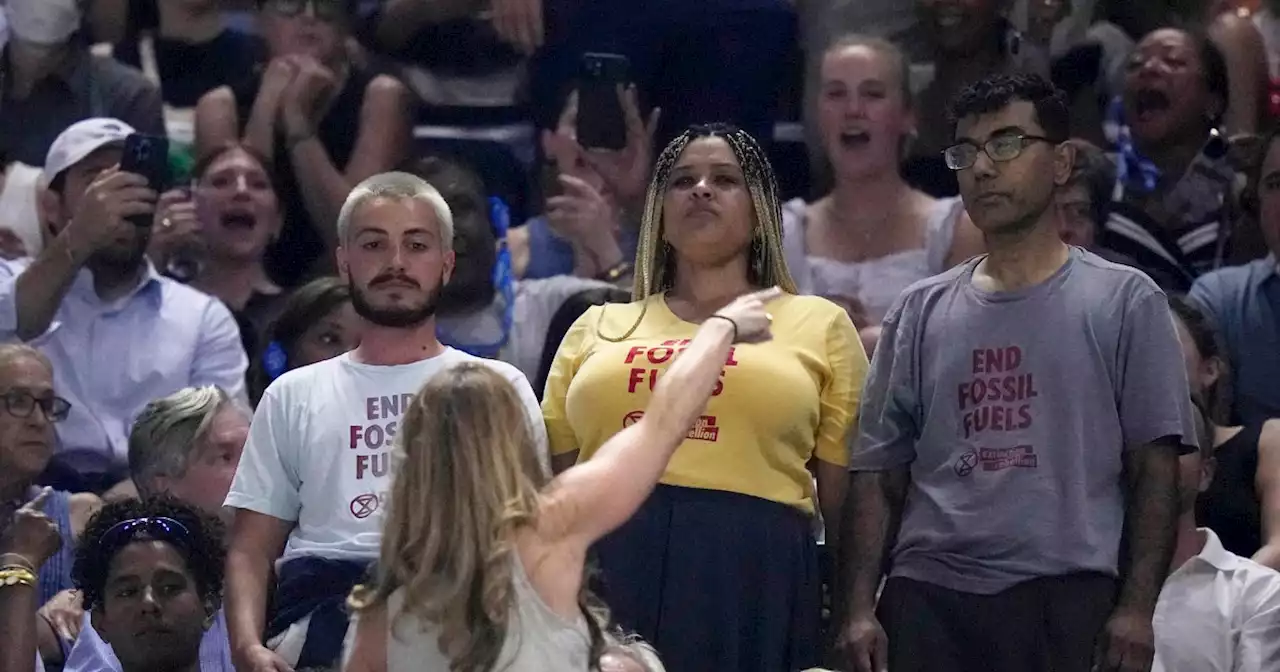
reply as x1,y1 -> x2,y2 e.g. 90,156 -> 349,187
119,134 -> 171,227
576,53 -> 631,151
577,85 -> 661,207
64,169 -> 156,257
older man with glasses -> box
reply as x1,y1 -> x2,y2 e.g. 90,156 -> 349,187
0,343 -> 102,668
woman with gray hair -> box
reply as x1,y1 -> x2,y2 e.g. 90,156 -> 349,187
127,386 -> 250,520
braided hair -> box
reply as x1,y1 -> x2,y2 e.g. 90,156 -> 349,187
602,123 -> 796,342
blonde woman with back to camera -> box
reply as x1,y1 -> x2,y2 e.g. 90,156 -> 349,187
341,286 -> 782,671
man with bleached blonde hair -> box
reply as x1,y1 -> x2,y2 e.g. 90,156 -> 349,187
223,173 -> 546,672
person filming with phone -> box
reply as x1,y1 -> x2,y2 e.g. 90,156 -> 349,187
0,118 -> 248,496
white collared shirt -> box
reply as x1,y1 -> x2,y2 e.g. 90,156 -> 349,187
1153,528 -> 1280,672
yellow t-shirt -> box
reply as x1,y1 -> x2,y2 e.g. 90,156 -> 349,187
541,292 -> 867,513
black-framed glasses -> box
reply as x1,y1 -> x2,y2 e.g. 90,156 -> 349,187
943,134 -> 1056,170
0,390 -> 71,423
262,0 -> 347,22
100,517 -> 192,553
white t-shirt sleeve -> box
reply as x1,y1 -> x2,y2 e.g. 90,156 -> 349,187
224,379 -> 303,521
501,363 -> 550,476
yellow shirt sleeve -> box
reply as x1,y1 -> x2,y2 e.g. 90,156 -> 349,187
540,305 -> 599,457
813,309 -> 867,466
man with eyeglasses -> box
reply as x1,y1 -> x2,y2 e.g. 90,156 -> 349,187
0,344 -> 103,667
836,73 -> 1198,672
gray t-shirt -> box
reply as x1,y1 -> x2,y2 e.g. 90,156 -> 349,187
850,247 -> 1198,595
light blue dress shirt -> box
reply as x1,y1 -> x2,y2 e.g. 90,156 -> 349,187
1190,256 -> 1280,427
0,258 -> 248,475
63,608 -> 234,672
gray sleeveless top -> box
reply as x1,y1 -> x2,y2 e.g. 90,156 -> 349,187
781,196 -> 965,325
345,555 -> 592,671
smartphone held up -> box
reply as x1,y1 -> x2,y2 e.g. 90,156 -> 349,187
119,134 -> 171,228
576,52 -> 631,151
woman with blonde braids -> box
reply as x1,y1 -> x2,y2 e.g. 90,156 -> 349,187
342,287 -> 780,671
542,123 -> 868,671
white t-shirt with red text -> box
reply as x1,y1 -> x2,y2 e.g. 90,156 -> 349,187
225,348 -> 548,565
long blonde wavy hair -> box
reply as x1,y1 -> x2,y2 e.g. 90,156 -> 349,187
602,123 -> 797,342
348,363 -> 551,671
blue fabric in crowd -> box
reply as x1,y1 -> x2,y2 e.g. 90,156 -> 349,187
521,216 -> 640,280
35,488 -> 75,606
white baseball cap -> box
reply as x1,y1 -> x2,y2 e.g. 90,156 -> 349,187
43,118 -> 136,184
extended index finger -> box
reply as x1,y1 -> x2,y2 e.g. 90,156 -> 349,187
618,85 -> 644,135
557,90 -> 579,136
19,486 -> 53,513
750,286 -> 785,304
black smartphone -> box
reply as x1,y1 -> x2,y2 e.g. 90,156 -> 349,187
576,52 -> 631,151
540,161 -> 565,203
120,133 -> 170,227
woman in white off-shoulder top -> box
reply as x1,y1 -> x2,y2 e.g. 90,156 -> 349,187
782,35 -> 985,355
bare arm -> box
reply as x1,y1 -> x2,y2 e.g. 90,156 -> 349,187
1209,13 -> 1266,135
840,468 -> 909,617
0,573 -> 39,672
535,317 -> 736,547
816,459 -> 849,555
288,76 -> 412,251
0,490 -> 60,672
10,168 -> 154,341
12,235 -> 90,341
509,226 -> 532,278
1252,420 -> 1280,570
67,493 -> 104,539
343,602 -> 388,672
195,87 -> 248,160
225,509 -> 291,661
1115,441 -> 1181,617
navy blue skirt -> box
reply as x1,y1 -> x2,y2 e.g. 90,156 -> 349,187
592,484 -> 820,672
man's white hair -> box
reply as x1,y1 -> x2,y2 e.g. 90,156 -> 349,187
128,386 -> 249,496
336,171 -> 454,249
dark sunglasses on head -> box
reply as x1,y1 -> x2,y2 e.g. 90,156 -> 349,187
262,0 -> 348,22
0,390 -> 71,423
99,517 -> 192,553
